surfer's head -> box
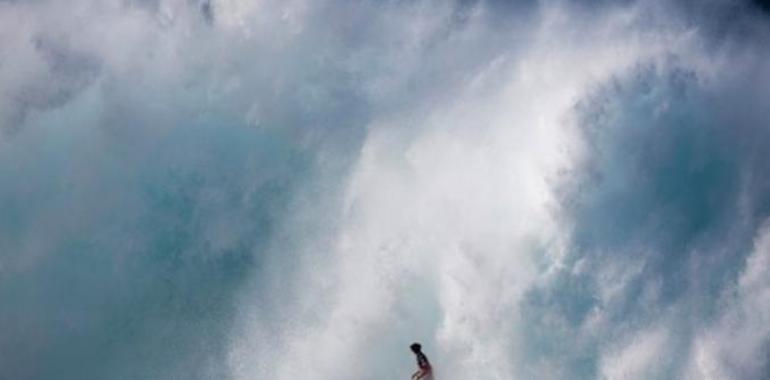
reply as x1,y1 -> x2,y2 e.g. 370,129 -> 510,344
410,343 -> 422,353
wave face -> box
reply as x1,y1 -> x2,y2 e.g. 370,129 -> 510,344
1,1 -> 770,379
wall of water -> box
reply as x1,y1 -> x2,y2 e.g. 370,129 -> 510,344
1,1 -> 770,379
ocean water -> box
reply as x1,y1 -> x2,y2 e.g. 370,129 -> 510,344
1,1 -> 770,379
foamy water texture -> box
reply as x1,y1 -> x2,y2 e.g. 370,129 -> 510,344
2,0 -> 770,379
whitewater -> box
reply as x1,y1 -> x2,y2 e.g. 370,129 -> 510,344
1,1 -> 770,379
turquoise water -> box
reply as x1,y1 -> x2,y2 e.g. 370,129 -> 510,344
1,1 -> 770,379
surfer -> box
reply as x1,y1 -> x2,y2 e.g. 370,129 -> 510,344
410,343 -> 433,380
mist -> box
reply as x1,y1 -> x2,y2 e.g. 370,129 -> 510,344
1,0 -> 770,379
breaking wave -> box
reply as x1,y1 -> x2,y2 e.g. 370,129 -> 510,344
1,1 -> 769,379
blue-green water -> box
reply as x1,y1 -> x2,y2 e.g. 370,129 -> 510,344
1,1 -> 770,379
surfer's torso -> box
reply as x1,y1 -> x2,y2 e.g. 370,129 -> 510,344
413,352 -> 433,380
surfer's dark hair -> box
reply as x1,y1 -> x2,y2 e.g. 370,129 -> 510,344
410,343 -> 422,352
